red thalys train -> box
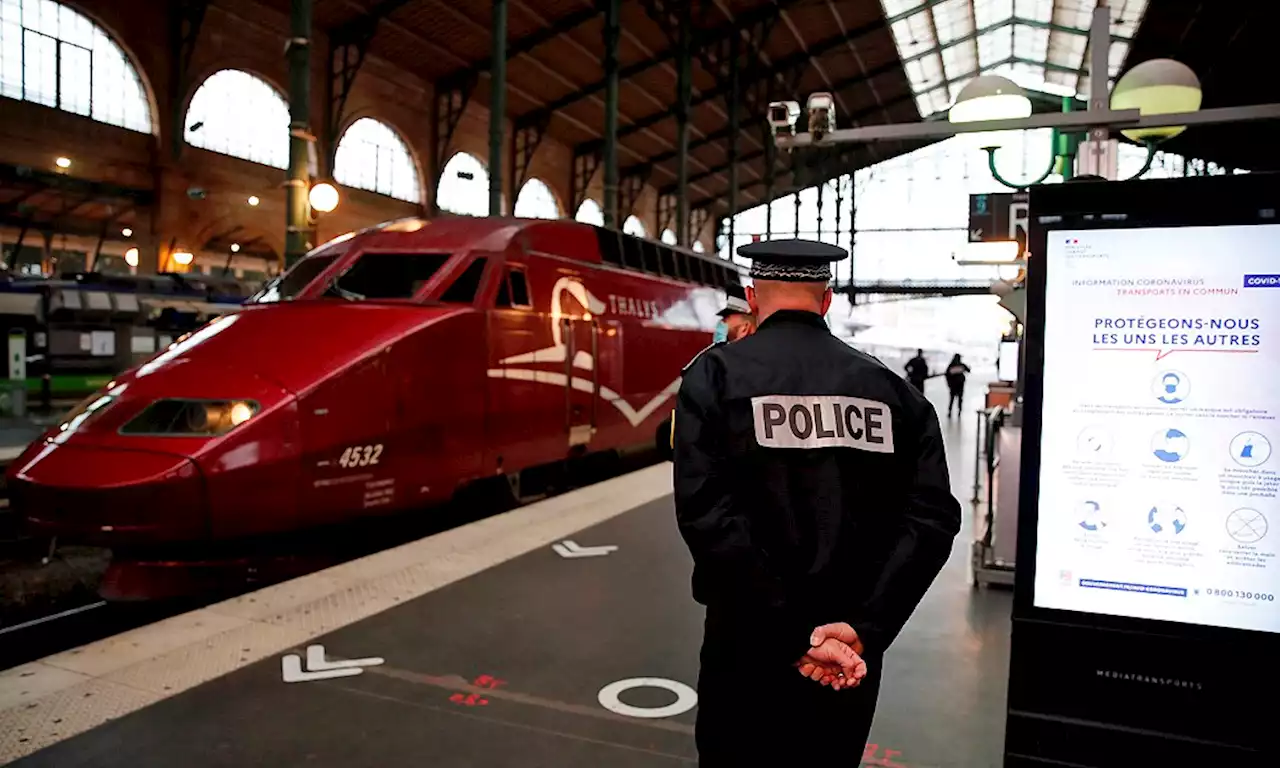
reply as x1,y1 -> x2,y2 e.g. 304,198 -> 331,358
10,217 -> 738,598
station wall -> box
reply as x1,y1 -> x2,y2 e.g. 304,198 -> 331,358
0,0 -> 711,278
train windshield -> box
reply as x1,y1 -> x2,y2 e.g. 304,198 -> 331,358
248,250 -> 344,304
325,252 -> 453,301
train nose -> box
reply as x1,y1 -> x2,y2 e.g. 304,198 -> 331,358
12,443 -> 208,547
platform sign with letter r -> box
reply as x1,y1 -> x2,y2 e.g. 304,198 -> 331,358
969,192 -> 1029,251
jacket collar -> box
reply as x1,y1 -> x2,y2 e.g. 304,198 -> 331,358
758,309 -> 829,331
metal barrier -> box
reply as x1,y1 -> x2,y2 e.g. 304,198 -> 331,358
971,405 -> 1016,588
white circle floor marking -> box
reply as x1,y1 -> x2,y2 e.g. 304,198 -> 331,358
598,677 -> 698,719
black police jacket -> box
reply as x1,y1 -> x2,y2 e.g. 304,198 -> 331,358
673,309 -> 962,665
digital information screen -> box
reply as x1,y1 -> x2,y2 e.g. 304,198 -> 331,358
1034,224 -> 1280,633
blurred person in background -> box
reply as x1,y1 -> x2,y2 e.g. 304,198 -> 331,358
944,354 -> 971,418
904,348 -> 929,393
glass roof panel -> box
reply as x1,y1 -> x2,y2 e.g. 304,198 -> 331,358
931,0 -> 974,46
1012,23 -> 1049,61
1013,0 -> 1051,24
882,0 -> 923,17
941,41 -> 973,83
919,51 -> 946,92
976,26 -> 1011,68
973,0 -> 1013,28
890,12 -> 938,62
880,0 -> 1151,117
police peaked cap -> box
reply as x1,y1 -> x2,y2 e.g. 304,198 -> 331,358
717,295 -> 751,317
738,238 -> 848,283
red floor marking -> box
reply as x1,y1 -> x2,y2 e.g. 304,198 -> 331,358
447,674 -> 507,707
862,744 -> 910,767
448,692 -> 489,706
473,674 -> 506,690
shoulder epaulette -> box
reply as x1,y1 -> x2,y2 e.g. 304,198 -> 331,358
681,342 -> 722,374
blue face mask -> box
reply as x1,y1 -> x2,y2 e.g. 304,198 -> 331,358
713,321 -> 729,343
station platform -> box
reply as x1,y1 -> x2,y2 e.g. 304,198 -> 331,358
0,382 -> 1009,767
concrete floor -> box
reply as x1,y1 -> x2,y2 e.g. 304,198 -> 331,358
11,379 -> 1012,768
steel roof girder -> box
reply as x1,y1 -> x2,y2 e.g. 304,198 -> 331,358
618,165 -> 652,221
511,114 -> 551,195
539,0 -> 812,133
569,145 -> 602,213
652,61 -> 908,193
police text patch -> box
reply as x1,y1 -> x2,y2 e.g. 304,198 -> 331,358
750,395 -> 894,453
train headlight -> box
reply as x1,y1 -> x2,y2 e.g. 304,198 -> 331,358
121,399 -> 260,436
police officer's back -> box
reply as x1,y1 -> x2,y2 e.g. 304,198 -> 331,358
673,240 -> 961,765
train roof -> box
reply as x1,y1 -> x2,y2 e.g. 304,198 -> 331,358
315,216 -> 743,291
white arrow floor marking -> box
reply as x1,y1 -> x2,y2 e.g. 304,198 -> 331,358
552,539 -> 619,558
281,644 -> 385,683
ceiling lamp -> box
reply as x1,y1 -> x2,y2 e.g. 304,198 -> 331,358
124,247 -> 139,267
1110,58 -> 1202,141
949,75 -> 1032,124
309,182 -> 340,214
172,251 -> 194,266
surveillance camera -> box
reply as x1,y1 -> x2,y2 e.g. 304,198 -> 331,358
767,100 -> 801,136
807,92 -> 836,141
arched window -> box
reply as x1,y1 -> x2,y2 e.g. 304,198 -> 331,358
692,241 -> 706,254
437,152 -> 489,216
0,0 -> 151,133
334,118 -> 420,203
514,178 -> 560,219
623,215 -> 647,238
660,229 -> 677,246
575,199 -> 603,226
185,70 -> 288,168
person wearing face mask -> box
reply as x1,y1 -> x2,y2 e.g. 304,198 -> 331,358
656,291 -> 756,460
714,293 -> 756,344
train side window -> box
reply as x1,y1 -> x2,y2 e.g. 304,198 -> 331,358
439,257 -> 488,304
496,267 -> 531,309
508,268 -> 531,307
334,252 -> 451,299
621,237 -> 643,272
597,229 -> 624,267
658,247 -> 677,279
674,252 -> 690,281
641,242 -> 660,274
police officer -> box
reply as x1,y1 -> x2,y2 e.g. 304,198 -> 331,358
656,289 -> 755,460
715,290 -> 755,344
673,239 -> 961,765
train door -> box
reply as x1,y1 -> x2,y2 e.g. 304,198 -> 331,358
592,316 -> 624,446
560,314 -> 598,449
486,262 -> 564,473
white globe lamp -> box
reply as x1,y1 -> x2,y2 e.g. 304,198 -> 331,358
309,182 -> 340,214
949,75 -> 1033,124
1110,59 -> 1201,141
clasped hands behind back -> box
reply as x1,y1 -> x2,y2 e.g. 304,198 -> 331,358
796,622 -> 867,691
